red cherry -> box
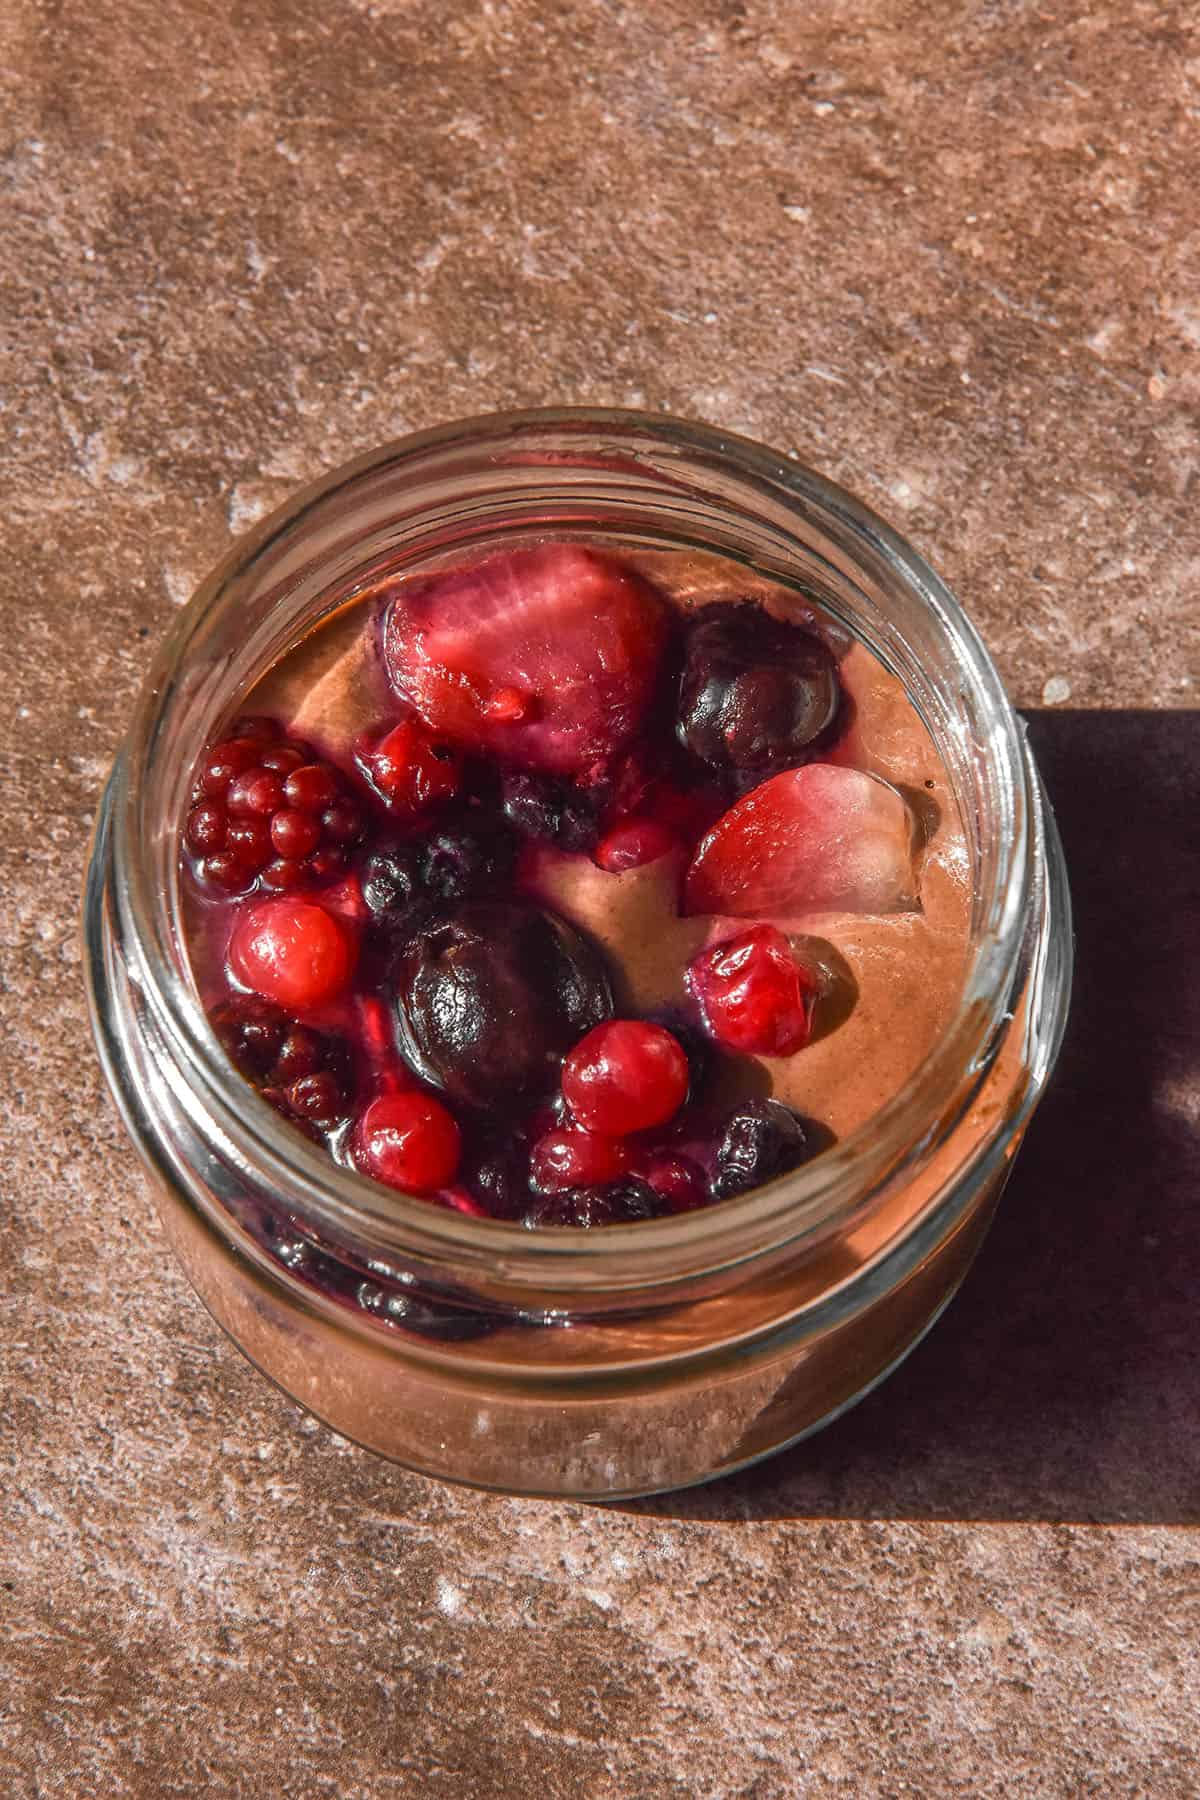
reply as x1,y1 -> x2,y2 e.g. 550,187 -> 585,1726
688,925 -> 817,1057
562,1021 -> 690,1137
639,1152 -> 709,1213
355,1092 -> 462,1195
529,1127 -> 631,1193
229,899 -> 356,1011
367,720 -> 462,814
592,818 -> 678,873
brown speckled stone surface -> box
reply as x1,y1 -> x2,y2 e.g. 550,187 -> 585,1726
2,2 -> 1197,1794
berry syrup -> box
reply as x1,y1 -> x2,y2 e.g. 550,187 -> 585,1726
182,541 -> 971,1240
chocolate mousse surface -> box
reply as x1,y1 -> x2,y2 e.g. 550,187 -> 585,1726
3,0 -> 1197,1794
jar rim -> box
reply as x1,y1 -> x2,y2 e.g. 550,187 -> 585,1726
105,407 -> 1040,1297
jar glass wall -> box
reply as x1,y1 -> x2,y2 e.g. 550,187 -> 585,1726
83,410 -> 1072,1498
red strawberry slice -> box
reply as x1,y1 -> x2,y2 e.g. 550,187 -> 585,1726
381,545 -> 668,775
684,763 -> 917,919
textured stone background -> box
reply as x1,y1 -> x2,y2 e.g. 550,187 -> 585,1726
2,1 -> 1197,1795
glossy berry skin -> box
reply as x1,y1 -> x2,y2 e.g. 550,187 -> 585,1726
529,1127 -> 630,1194
229,899 -> 356,1012
562,1020 -> 690,1137
354,1092 -> 461,1195
186,725 -> 366,894
366,719 -> 463,815
709,1099 -> 816,1202
688,925 -> 818,1057
592,818 -> 678,873
677,602 -> 839,774
392,901 -> 613,1108
501,771 -> 598,852
360,844 -> 425,920
638,1152 -> 709,1213
523,1177 -> 668,1229
461,1135 -> 529,1221
423,818 -> 516,901
684,764 -> 916,921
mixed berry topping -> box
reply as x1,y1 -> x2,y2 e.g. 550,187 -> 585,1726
187,543 -> 899,1280
186,719 -> 366,893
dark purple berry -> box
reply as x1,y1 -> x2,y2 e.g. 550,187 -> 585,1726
501,771 -> 599,852
677,603 -> 839,774
708,1098 -> 819,1201
523,1178 -> 668,1229
361,844 -> 425,919
423,819 -> 515,901
462,1133 -> 529,1221
391,900 -> 613,1108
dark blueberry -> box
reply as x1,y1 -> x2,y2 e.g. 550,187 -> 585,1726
523,1178 -> 669,1229
462,1133 -> 530,1221
501,771 -> 599,852
361,844 -> 425,919
709,1098 -> 820,1201
423,817 -> 516,901
390,900 -> 613,1108
677,602 -> 840,775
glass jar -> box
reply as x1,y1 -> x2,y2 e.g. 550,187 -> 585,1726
83,409 -> 1072,1499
